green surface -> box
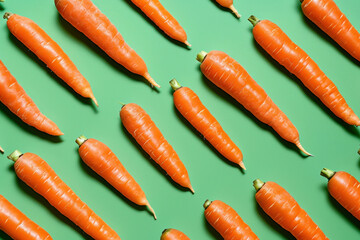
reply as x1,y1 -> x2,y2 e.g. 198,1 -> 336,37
0,0 -> 359,239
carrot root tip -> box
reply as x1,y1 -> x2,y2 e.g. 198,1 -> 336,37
295,142 -> 312,156
184,41 -> 192,48
229,5 -> 241,18
189,186 -> 195,194
196,51 -> 208,63
91,97 -> 99,107
146,203 -> 157,220
7,150 -> 22,162
144,73 -> 160,88
253,179 -> 264,192
239,161 -> 246,170
320,168 -> 335,180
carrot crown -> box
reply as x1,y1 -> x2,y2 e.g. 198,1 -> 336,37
203,199 -> 212,209
169,79 -> 182,91
3,12 -> 13,20
196,51 -> 208,63
76,135 -> 88,146
320,168 -> 335,180
248,15 -> 261,27
162,228 -> 171,235
7,150 -> 22,162
253,179 -> 265,192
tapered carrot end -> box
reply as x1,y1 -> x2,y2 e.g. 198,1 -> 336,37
0,146 -> 4,153
91,96 -> 99,107
295,141 -> 312,156
229,5 -> 241,18
144,72 -> 160,88
7,150 -> 22,162
320,168 -> 335,180
239,161 -> 246,170
184,41 -> 192,48
146,203 -> 157,220
189,186 -> 195,194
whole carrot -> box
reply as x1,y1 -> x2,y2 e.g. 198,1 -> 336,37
249,16 -> 360,126
7,150 -> 121,240
253,179 -> 328,240
0,60 -> 62,136
4,13 -> 98,106
76,135 -> 156,219
129,0 -> 190,47
55,0 -> 159,88
300,0 -> 360,61
321,168 -> 360,220
0,195 -> 52,240
214,0 -> 241,18
170,79 -> 245,169
204,200 -> 259,240
197,50 -> 310,155
120,103 -> 194,192
161,228 -> 190,240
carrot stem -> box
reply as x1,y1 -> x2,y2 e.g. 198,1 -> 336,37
162,228 -> 170,235
229,5 -> 241,18
203,199 -> 212,209
196,51 -> 208,63
7,150 -> 22,162
320,168 -> 335,180
248,15 -> 260,27
0,0 -> 4,3
253,179 -> 264,192
76,135 -> 88,146
0,146 -> 4,153
169,79 -> 182,91
3,12 -> 12,20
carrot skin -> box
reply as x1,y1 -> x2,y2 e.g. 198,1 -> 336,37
214,0 -> 241,18
10,151 -> 121,240
120,103 -> 193,192
161,228 -> 191,240
5,13 -> 98,106
0,61 -> 62,136
301,0 -> 360,61
0,195 -> 53,240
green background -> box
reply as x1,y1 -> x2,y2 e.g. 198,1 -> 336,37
0,0 -> 359,239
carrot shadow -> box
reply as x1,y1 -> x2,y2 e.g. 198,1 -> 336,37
203,216 -> 223,240
0,231 -> 12,240
56,14 -> 160,92
209,0 -> 240,20
251,38 -> 360,138
123,0 -> 191,50
7,33 -> 97,112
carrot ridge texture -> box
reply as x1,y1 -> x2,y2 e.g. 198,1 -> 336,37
0,61 -> 62,136
250,16 -> 360,126
301,0 -> 360,61
120,103 -> 193,192
129,0 -> 190,46
197,50 -> 309,155
170,79 -> 245,169
54,0 -> 159,87
204,200 -> 259,240
214,0 -> 241,18
0,195 -> 52,240
254,180 -> 328,240
76,136 -> 156,219
161,228 -> 191,240
4,13 -> 98,106
9,151 -> 121,240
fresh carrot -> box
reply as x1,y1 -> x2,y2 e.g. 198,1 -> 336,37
248,16 -> 360,126
0,60 -> 62,136
4,13 -> 98,106
203,200 -> 259,240
76,135 -> 156,219
197,50 -> 310,155
7,150 -> 121,240
0,195 -> 52,240
120,103 -> 194,193
161,228 -> 190,240
129,0 -> 190,47
253,179 -> 328,240
214,0 -> 241,18
300,0 -> 360,61
170,79 -> 245,169
55,0 -> 159,88
321,168 -> 360,220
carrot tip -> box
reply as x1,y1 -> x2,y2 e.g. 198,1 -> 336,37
229,5 -> 241,18
189,186 -> 195,194
295,142 -> 312,156
91,97 -> 99,107
146,203 -> 157,220
184,41 -> 192,48
0,146 -> 4,153
239,161 -> 246,170
144,73 -> 160,88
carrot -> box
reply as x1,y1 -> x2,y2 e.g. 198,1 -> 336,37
0,60 -> 62,136
161,228 -> 190,240
55,0 -> 159,88
197,50 -> 310,155
204,200 -> 258,240
321,168 -> 360,220
0,195 -> 52,240
76,135 -> 156,219
120,103 -> 194,192
253,179 -> 328,240
300,0 -> 360,61
248,16 -> 360,126
4,13 -> 98,106
214,0 -> 241,18
129,0 -> 190,47
170,79 -> 245,169
7,150 -> 121,240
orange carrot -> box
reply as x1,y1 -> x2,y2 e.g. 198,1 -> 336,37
161,228 -> 190,240
0,195 -> 52,240
129,0 -> 190,47
55,0 -> 159,88
249,16 -> 360,126
170,79 -> 245,169
204,200 -> 259,240
254,179 -> 328,240
214,0 -> 241,18
197,50 -> 310,155
76,135 -> 156,219
4,13 -> 98,106
301,0 -> 360,61
120,103 -> 194,192
321,168 -> 360,220
0,60 -> 62,136
7,150 -> 121,240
